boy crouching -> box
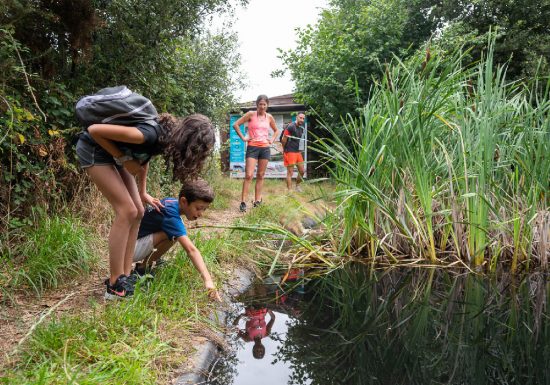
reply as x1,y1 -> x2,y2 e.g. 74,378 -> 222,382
128,179 -> 221,302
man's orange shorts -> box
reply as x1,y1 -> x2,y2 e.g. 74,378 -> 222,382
283,152 -> 304,167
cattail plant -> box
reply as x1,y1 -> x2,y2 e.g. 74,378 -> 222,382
311,38 -> 549,272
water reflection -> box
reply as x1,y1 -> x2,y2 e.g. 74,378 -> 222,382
233,285 -> 276,359
209,266 -> 549,385
277,266 -> 549,385
208,269 -> 308,385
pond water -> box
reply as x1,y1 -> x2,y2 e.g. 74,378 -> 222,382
207,271 -> 308,385
207,266 -> 549,385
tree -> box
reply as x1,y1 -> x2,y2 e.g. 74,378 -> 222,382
281,0 -> 549,126
0,0 -> 246,223
280,0 -> 435,125
431,0 -> 550,79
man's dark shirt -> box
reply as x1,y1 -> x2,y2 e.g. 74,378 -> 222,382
283,122 -> 304,153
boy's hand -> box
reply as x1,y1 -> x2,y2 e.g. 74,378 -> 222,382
205,280 -> 222,302
208,288 -> 222,302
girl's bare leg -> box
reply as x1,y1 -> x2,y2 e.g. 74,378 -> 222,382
118,168 -> 144,275
86,165 -> 140,285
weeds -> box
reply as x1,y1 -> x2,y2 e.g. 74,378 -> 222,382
2,233 -> 223,383
1,212 -> 97,296
7,305 -> 167,384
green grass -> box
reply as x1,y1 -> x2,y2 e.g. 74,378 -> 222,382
207,176 -> 241,210
1,212 -> 98,296
2,232 -> 225,384
6,306 -> 167,384
217,180 -> 337,276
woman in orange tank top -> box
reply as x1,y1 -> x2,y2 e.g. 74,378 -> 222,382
232,95 -> 279,212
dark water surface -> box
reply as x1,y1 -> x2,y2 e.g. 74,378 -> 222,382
208,266 -> 549,385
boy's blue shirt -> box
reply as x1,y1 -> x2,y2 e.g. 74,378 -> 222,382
138,197 -> 187,240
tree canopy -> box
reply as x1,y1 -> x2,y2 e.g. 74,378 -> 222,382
281,0 -> 549,124
0,0 -> 246,223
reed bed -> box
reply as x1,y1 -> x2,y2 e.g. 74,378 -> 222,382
311,42 -> 549,273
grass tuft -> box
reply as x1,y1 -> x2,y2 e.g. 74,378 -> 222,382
3,212 -> 98,295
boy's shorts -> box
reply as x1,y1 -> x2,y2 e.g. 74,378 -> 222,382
246,145 -> 271,160
133,234 -> 154,262
283,152 -> 304,167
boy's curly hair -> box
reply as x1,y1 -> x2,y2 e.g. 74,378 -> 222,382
178,178 -> 214,203
158,113 -> 215,182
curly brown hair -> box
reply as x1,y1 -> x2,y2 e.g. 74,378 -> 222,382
158,113 -> 215,182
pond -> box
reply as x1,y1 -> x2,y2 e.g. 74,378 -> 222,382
207,266 -> 549,385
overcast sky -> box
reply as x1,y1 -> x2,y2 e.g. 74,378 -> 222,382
214,0 -> 329,102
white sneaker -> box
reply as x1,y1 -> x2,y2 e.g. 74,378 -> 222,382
295,185 -> 303,192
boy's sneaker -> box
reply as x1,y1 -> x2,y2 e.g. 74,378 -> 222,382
295,185 -> 303,192
239,202 -> 247,212
253,200 -> 262,208
154,257 -> 167,268
104,275 -> 134,300
128,266 -> 155,285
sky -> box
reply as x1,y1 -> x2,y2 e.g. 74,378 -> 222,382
214,0 -> 329,103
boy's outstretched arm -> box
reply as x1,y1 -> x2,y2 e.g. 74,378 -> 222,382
177,235 -> 222,302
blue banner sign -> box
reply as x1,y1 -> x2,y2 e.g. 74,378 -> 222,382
229,114 -> 246,163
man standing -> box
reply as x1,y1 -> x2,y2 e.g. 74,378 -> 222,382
281,112 -> 306,191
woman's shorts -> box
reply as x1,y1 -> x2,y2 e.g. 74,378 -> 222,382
246,145 -> 271,160
76,138 -> 117,168
133,234 -> 155,262
283,152 -> 304,167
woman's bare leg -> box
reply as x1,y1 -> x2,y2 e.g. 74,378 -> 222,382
241,157 -> 258,203
255,158 -> 269,202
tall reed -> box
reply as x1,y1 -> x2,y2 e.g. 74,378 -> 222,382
314,39 -> 549,272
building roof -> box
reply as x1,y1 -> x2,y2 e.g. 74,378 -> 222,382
239,93 -> 306,112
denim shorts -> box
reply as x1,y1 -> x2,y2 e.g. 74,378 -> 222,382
245,145 -> 271,160
76,138 -> 117,168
